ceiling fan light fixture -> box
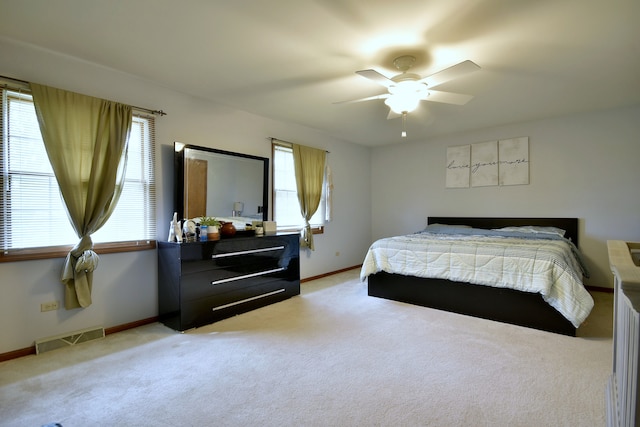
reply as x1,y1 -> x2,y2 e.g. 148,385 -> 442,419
384,80 -> 428,114
389,79 -> 426,94
384,93 -> 420,114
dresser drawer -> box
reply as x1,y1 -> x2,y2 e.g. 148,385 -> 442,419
180,280 -> 294,329
181,240 -> 292,276
208,236 -> 289,256
181,268 -> 288,302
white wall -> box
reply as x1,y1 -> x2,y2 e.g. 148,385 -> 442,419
371,105 -> 640,289
0,37 -> 372,354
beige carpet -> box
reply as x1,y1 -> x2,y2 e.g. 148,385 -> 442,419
0,270 -> 612,427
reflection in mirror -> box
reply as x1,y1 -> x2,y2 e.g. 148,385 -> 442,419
174,142 -> 268,228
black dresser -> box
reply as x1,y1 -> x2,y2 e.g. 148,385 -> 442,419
158,233 -> 300,331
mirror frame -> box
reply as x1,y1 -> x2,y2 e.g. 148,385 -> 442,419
174,142 -> 269,223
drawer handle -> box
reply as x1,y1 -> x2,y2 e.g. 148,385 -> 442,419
211,288 -> 286,312
211,245 -> 285,259
211,267 -> 286,285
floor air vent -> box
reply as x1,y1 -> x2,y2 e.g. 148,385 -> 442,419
35,326 -> 105,354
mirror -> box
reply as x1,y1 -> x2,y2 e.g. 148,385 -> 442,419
174,142 -> 269,227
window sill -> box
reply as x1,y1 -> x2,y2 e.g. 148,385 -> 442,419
0,240 -> 157,263
276,226 -> 324,235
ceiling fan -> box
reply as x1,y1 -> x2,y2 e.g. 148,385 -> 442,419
337,55 -> 480,120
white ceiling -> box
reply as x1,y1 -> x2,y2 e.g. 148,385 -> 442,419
0,0 -> 639,147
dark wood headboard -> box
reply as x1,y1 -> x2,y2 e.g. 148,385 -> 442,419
427,217 -> 579,247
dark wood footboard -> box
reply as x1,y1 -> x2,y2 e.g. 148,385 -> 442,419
368,271 -> 576,336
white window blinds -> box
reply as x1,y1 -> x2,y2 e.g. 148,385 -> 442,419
0,88 -> 156,252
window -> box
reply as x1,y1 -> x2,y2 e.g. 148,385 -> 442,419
0,88 -> 156,259
272,143 -> 326,231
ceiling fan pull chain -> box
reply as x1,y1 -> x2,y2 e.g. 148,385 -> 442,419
401,112 -> 407,138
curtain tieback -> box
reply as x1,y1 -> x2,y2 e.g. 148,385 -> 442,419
76,249 -> 99,273
64,235 -> 99,275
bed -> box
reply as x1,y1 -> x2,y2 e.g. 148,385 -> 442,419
360,217 -> 594,336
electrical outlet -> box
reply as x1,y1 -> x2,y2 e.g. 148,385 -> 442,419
40,301 -> 59,312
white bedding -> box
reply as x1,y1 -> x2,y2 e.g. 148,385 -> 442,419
360,230 -> 594,328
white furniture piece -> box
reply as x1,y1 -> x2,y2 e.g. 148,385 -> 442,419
606,240 -> 640,427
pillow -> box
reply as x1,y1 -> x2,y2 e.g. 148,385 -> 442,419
493,226 -> 566,237
422,224 -> 472,233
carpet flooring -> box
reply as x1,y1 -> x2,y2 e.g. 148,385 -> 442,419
0,269 -> 613,426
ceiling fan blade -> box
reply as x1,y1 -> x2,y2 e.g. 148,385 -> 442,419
419,60 -> 480,88
356,69 -> 394,87
424,90 -> 474,105
333,93 -> 389,105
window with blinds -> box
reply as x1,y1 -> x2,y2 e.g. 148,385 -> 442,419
272,143 -> 325,230
0,88 -> 156,253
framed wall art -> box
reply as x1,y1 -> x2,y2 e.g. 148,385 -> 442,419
446,144 -> 471,188
471,140 -> 498,187
445,137 -> 529,189
498,137 -> 529,185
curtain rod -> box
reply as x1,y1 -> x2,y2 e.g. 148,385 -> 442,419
268,137 -> 330,153
0,74 -> 167,116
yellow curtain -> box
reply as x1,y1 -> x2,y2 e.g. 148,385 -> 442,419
292,143 -> 326,250
30,83 -> 132,309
